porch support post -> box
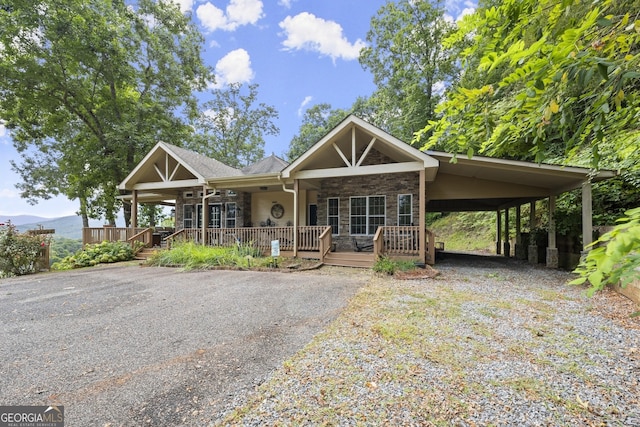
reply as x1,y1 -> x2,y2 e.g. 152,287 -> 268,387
419,169 -> 426,264
546,195 -> 558,268
581,180 -> 593,254
503,207 -> 510,257
293,179 -> 299,257
131,190 -> 138,229
528,201 -> 538,264
496,210 -> 502,255
515,205 -> 525,259
202,186 -> 209,246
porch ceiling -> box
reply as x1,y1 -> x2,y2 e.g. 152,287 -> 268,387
425,151 -> 616,211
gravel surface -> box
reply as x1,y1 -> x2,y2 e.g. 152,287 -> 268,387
0,263 -> 365,426
218,253 -> 640,426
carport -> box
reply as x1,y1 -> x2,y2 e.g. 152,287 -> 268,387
423,151 -> 616,267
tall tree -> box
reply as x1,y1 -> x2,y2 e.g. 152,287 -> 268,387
0,0 -> 209,226
286,104 -> 349,161
189,83 -> 279,168
359,0 -> 457,143
418,0 -> 640,167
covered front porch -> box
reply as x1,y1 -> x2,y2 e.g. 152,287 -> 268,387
82,224 -> 440,268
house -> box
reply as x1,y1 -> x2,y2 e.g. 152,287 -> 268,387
87,115 -> 616,268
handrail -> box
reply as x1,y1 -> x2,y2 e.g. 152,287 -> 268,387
373,226 -> 384,258
165,229 -> 187,250
318,226 -> 333,262
127,227 -> 153,250
127,227 -> 152,243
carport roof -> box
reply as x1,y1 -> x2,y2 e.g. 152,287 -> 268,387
423,151 -> 617,212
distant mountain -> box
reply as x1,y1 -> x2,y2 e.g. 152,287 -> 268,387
0,215 -> 53,226
14,216 -> 105,240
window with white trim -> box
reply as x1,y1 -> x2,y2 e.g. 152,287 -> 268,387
350,196 -> 385,235
225,202 -> 237,228
183,204 -> 193,228
327,198 -> 339,235
398,194 -> 413,226
195,204 -> 222,228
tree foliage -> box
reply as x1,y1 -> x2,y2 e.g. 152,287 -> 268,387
571,207 -> 640,298
360,0 -> 458,143
418,0 -> 640,167
0,0 -> 209,226
286,103 -> 349,161
189,83 -> 279,168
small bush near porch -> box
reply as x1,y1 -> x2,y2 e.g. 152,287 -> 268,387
146,241 -> 317,271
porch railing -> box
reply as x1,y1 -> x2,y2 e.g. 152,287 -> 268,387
374,226 -> 437,265
127,227 -> 153,248
83,227 -> 148,247
165,226 -> 329,252
318,227 -> 333,262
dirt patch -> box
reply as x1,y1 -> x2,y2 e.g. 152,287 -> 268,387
394,265 -> 440,280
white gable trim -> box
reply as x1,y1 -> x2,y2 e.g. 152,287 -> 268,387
118,141 -> 207,190
282,115 -> 439,179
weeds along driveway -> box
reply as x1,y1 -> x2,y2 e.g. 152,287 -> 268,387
0,264 -> 367,426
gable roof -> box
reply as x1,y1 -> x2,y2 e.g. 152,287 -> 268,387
281,115 -> 440,180
242,153 -> 289,174
118,141 -> 242,191
164,143 -> 244,178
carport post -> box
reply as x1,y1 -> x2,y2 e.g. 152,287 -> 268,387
582,180 -> 593,253
496,210 -> 502,255
515,205 -> 525,260
528,201 -> 538,264
546,196 -> 559,268
503,208 -> 510,257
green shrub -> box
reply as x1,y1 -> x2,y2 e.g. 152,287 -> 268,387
147,241 -> 271,270
52,241 -> 135,270
373,257 -> 417,275
0,222 -> 51,277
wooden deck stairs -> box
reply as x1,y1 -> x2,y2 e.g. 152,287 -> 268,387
135,247 -> 162,261
322,251 -> 375,268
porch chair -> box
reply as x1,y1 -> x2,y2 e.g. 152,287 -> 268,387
352,237 -> 374,252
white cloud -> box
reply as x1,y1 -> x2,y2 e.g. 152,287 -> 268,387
196,0 -> 264,32
444,0 -> 476,22
432,81 -> 446,96
278,0 -> 294,8
297,96 -> 313,116
0,188 -> 19,198
170,0 -> 194,13
211,48 -> 255,88
0,122 -> 7,140
279,12 -> 366,63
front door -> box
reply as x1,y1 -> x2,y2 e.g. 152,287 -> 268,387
309,204 -> 318,226
196,204 -> 222,228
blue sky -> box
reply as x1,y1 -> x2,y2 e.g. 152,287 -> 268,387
0,0 -> 475,219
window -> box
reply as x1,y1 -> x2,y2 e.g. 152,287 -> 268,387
225,203 -> 237,228
183,204 -> 193,228
350,196 -> 385,235
196,204 -> 221,228
327,198 -> 339,235
398,194 -> 413,226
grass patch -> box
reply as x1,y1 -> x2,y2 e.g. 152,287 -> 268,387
147,241 -> 268,270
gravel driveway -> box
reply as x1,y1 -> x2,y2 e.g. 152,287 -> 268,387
0,264 -> 365,426
221,254 -> 640,426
